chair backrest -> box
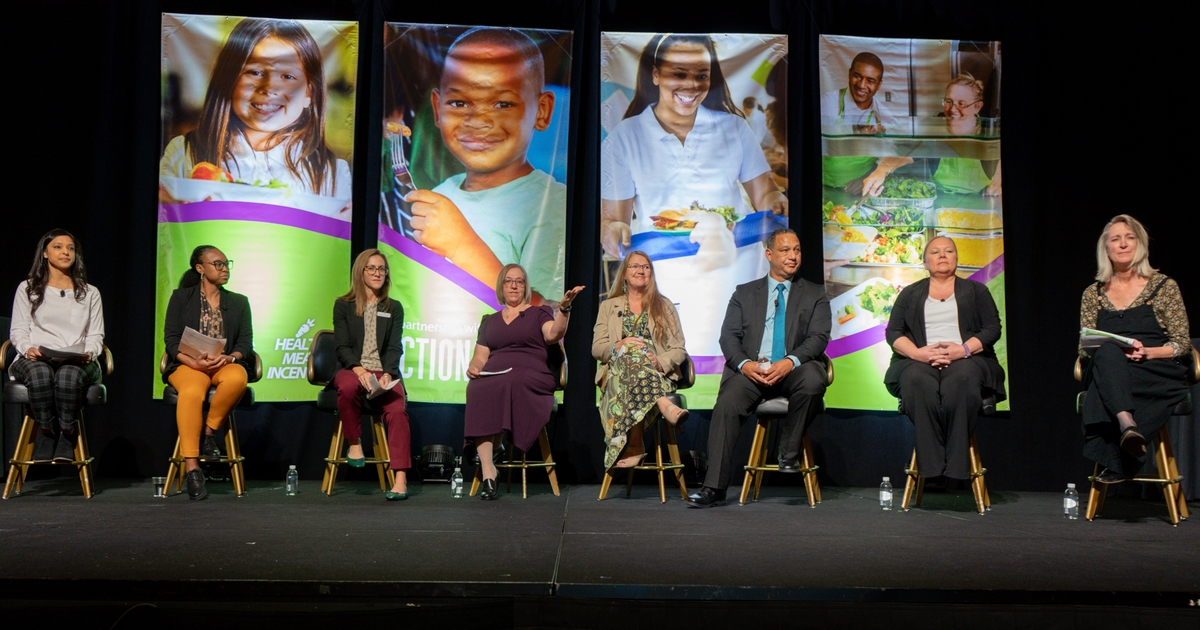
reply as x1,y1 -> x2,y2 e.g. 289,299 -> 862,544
307,329 -> 338,387
676,354 -> 696,390
821,352 -> 835,386
548,341 -> 567,391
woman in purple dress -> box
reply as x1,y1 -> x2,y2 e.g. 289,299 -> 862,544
465,264 -> 583,500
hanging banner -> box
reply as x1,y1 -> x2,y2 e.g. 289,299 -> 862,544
818,35 -> 1008,410
379,23 -> 573,403
600,32 -> 789,408
156,13 -> 358,400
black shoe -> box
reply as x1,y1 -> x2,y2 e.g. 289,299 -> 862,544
1095,469 -> 1127,484
479,478 -> 499,501
685,486 -> 726,508
53,431 -> 78,463
1119,428 -> 1146,456
31,429 -> 57,463
777,456 -> 800,473
185,468 -> 208,500
201,434 -> 222,459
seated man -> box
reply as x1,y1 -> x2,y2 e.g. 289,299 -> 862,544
687,229 -> 831,508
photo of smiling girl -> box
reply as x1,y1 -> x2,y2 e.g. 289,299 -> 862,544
159,17 -> 353,219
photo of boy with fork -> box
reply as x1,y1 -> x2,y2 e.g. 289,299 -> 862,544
403,27 -> 566,303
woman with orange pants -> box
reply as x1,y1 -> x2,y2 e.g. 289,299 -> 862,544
162,245 -> 252,500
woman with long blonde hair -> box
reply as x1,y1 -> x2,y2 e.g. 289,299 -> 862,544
592,251 -> 689,469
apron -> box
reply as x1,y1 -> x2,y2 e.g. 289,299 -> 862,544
932,158 -> 992,195
822,88 -> 880,187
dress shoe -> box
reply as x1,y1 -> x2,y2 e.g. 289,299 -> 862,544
777,456 -> 800,473
53,431 -> 79,463
200,434 -> 222,459
185,468 -> 208,500
1119,428 -> 1146,456
478,478 -> 499,501
385,490 -> 408,501
685,486 -> 726,508
31,429 -> 57,463
1094,469 -> 1126,484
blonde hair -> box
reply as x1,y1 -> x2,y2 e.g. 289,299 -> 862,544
495,263 -> 532,305
946,72 -> 984,101
338,249 -> 391,316
1095,214 -> 1156,283
607,251 -> 678,345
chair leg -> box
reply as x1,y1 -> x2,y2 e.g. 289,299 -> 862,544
739,420 -> 767,506
1085,462 -> 1105,520
505,438 -> 516,494
225,414 -> 245,496
624,457 -> 636,498
802,434 -> 820,506
4,415 -> 36,499
322,422 -> 343,496
653,423 -> 667,504
753,419 -> 773,502
1155,431 -> 1181,526
969,436 -> 986,515
664,424 -> 688,500
521,449 -> 529,499
538,429 -> 560,497
469,462 -> 482,497
76,416 -> 94,499
165,436 -> 183,496
1158,428 -> 1187,521
371,416 -> 390,492
599,468 -> 615,500
901,448 -> 918,510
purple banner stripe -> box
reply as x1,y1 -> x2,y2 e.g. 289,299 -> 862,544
826,256 -> 1006,359
158,202 -> 352,240
378,225 -> 501,309
690,355 -> 726,375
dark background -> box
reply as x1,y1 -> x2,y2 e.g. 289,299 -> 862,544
5,0 -> 1193,491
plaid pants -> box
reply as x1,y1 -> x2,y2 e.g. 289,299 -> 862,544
8,357 -> 102,430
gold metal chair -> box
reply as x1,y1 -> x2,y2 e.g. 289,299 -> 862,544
899,395 -> 996,515
1074,347 -> 1197,526
598,355 -> 695,503
469,341 -> 567,499
739,355 -> 834,507
1,340 -> 112,499
161,351 -> 261,497
306,329 -> 396,496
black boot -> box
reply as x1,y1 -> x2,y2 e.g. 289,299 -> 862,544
31,427 -> 57,463
53,430 -> 79,463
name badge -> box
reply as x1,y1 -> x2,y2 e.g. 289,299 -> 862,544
377,311 -> 391,318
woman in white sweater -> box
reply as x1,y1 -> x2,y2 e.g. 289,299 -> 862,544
8,229 -> 105,463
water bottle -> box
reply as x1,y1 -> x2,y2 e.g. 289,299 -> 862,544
880,476 -> 893,511
1063,483 -> 1078,519
450,457 -> 464,499
285,465 -> 299,496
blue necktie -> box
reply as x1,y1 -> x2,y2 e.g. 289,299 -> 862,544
772,284 -> 787,362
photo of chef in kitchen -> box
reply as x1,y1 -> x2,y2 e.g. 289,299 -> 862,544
600,32 -> 789,407
819,35 -> 1007,411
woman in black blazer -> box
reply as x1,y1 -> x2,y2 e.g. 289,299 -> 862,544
884,236 -> 1005,480
332,249 -> 410,500
163,245 -> 252,500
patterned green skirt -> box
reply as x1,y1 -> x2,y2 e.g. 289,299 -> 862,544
599,343 -> 676,469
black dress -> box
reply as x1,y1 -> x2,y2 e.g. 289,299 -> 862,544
1081,281 -> 1189,477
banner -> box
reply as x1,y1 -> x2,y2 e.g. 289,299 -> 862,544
600,32 -> 789,408
818,36 -> 1008,410
156,14 -> 358,400
379,23 -> 573,403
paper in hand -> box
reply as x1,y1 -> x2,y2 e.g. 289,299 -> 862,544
367,374 -> 401,400
38,343 -> 89,363
1079,328 -> 1136,351
179,326 -> 226,359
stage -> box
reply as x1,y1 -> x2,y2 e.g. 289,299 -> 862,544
1,478 -> 1196,627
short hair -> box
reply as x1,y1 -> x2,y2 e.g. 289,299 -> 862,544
1095,214 -> 1157,283
947,72 -> 984,102
765,228 -> 798,250
446,27 -> 545,91
850,52 -> 884,75
922,235 -> 956,260
742,96 -> 757,109
495,263 -> 532,305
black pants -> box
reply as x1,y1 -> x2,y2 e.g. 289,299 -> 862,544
898,358 -> 985,480
9,357 -> 102,430
703,361 -> 827,490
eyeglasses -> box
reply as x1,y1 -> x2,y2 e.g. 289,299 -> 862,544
205,260 -> 234,271
627,264 -> 651,272
942,98 -> 981,110
503,278 -> 527,286
365,266 -> 389,276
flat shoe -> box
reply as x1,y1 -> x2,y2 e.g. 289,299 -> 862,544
1119,428 -> 1146,456
385,490 -> 408,501
347,457 -> 366,468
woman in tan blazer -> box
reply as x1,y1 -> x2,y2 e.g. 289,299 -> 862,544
592,251 -> 689,469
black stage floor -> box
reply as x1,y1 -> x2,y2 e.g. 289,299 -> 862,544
2,479 -> 1197,627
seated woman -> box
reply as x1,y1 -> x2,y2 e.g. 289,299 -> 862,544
1079,214 -> 1191,483
8,229 -> 105,463
884,236 -> 1005,481
162,245 -> 252,500
592,251 -> 689,470
332,249 -> 411,500
464,265 -> 583,500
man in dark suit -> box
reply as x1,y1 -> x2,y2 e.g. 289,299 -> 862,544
687,229 -> 831,508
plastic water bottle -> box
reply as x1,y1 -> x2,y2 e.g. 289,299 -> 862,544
880,477 -> 893,511
450,457 -> 464,499
285,465 -> 299,496
1063,483 -> 1078,519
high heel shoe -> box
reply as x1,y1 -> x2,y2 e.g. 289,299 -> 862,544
665,405 -> 690,426
479,478 -> 499,500
615,452 -> 646,468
